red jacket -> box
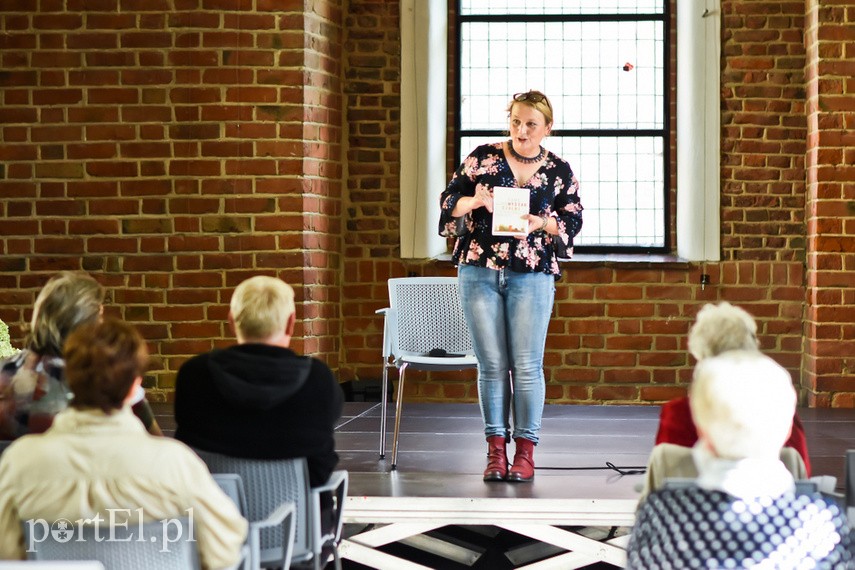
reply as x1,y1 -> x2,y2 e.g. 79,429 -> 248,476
655,396 -> 811,476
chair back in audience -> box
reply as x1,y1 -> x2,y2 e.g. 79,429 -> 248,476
844,449 -> 855,526
664,478 -> 818,495
195,449 -> 347,570
845,450 -> 855,509
0,560 -> 106,570
23,517 -> 199,569
212,473 -> 296,570
639,442 -> 810,504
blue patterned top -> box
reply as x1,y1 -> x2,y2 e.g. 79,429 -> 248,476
439,142 -> 583,277
628,487 -> 855,569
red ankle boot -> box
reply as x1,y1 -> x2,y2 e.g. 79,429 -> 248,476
507,438 -> 535,482
483,436 -> 508,482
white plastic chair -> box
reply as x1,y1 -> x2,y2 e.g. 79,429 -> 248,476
195,450 -> 348,570
213,473 -> 296,570
0,560 -> 106,570
24,517 -> 199,569
843,450 -> 855,526
376,276 -> 477,469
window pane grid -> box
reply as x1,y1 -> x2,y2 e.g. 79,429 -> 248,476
460,1 -> 664,16
457,2 -> 668,251
461,135 -> 665,248
461,21 -> 665,131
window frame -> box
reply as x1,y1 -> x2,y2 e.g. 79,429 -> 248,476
453,3 -> 673,255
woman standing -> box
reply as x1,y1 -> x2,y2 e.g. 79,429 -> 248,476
439,91 -> 583,482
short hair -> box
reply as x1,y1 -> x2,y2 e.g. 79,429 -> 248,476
689,350 -> 796,460
64,319 -> 149,414
26,271 -> 105,356
506,90 -> 554,126
687,302 -> 758,361
230,276 -> 295,341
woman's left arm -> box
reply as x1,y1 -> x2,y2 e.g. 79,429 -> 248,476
548,168 -> 583,257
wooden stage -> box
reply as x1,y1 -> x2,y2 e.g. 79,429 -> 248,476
155,402 -> 855,569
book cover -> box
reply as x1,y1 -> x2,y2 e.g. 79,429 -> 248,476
491,186 -> 530,236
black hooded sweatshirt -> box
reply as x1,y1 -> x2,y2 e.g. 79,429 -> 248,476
174,343 -> 343,487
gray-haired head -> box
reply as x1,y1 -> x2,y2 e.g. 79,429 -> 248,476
690,350 -> 795,460
687,302 -> 758,361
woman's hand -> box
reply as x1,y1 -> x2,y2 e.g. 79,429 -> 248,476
452,186 -> 494,217
474,184 -> 493,213
518,214 -> 550,238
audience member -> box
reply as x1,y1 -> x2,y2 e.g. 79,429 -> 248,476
628,350 -> 853,568
174,275 -> 343,488
654,301 -> 810,474
0,319 -> 247,568
0,271 -> 162,439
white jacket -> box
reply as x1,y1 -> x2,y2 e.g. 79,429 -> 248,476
0,406 -> 247,569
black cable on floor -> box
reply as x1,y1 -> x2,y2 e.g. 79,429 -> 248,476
536,462 -> 646,475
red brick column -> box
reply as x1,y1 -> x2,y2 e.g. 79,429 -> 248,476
296,0 -> 344,366
804,0 -> 855,406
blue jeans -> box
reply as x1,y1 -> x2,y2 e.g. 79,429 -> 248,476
458,264 -> 555,443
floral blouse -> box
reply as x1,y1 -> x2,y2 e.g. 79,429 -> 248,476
439,142 -> 583,277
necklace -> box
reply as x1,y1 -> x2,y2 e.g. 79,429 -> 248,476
507,140 -> 545,164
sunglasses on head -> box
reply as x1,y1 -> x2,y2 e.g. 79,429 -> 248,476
513,91 -> 552,109
514,91 -> 545,102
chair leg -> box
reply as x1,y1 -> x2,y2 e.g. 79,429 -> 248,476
391,363 -> 408,470
379,360 -> 389,459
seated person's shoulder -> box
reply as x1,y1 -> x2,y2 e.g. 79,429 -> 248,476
138,435 -> 213,471
659,396 -> 689,416
308,357 -> 343,393
646,487 -> 847,524
308,355 -> 335,377
177,350 -> 212,373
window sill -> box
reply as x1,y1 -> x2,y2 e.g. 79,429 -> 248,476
563,253 -> 691,269
432,252 -> 692,269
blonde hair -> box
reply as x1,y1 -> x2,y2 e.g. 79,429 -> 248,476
690,350 -> 795,460
687,302 -> 758,361
506,90 -> 554,126
27,272 -> 105,356
230,276 -> 295,341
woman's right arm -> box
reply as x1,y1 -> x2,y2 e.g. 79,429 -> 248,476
451,195 -> 487,217
439,152 -> 490,237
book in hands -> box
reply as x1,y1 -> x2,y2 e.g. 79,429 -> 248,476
491,186 -> 530,236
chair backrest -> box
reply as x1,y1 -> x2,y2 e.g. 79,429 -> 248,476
846,450 -> 855,508
212,473 -> 250,518
640,443 -> 810,504
664,478 -> 819,495
194,450 -> 312,563
212,472 -> 295,570
388,277 -> 473,356
24,517 -> 199,570
0,560 -> 106,570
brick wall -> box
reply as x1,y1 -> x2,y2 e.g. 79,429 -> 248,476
716,0 -> 812,402
0,0 -> 344,397
2,1 -> 853,406
804,0 -> 855,406
340,0 -> 846,406
721,1 -> 807,262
